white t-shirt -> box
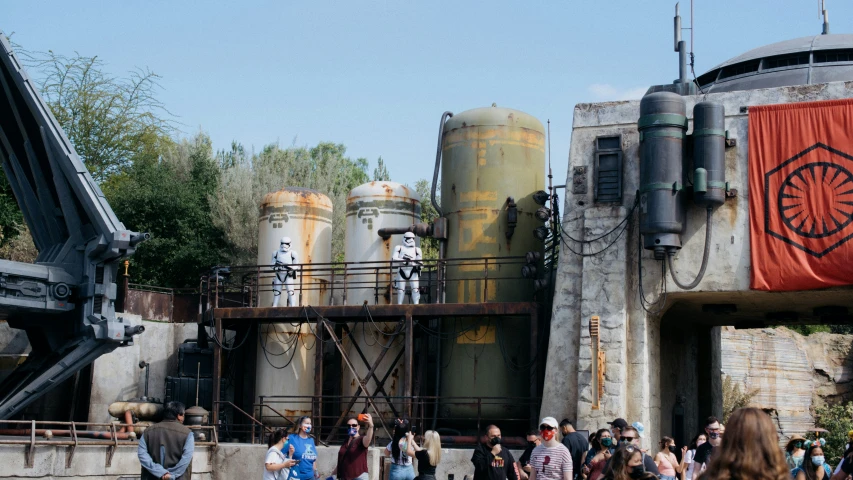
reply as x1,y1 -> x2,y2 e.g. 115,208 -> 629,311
386,440 -> 413,466
264,446 -> 290,480
684,450 -> 696,480
529,443 -> 573,480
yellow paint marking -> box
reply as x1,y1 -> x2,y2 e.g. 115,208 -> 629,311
460,191 -> 497,202
458,324 -> 495,344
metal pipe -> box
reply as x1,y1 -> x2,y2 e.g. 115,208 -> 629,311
0,429 -> 136,440
667,208 -> 713,290
678,40 -> 688,83
431,111 -> 453,217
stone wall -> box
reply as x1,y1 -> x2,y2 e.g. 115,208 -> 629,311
721,327 -> 853,436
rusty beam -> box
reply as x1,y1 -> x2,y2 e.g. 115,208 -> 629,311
341,323 -> 400,417
212,316 -> 222,429
529,307 -> 539,423
404,312 -> 413,418
211,302 -> 539,323
314,316 -> 323,431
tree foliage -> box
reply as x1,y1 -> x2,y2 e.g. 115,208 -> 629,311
721,375 -> 759,424
211,142 -> 376,265
21,49 -> 175,182
414,179 -> 440,260
813,401 -> 853,466
104,133 -> 228,287
373,156 -> 391,181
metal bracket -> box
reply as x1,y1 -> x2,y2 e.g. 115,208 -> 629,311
505,197 -> 517,239
105,423 -> 117,468
725,182 -> 739,198
66,421 -> 79,468
26,420 -> 35,468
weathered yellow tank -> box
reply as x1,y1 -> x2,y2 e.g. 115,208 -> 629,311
439,106 -> 544,419
441,105 -> 546,303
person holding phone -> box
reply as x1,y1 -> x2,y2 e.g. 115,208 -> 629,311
265,429 -> 298,480
334,414 -> 374,480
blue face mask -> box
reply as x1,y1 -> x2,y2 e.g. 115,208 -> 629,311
304,425 -> 312,433
281,441 -> 290,453
812,456 -> 825,466
348,427 -> 358,437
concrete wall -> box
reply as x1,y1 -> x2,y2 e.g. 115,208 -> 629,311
88,315 -> 199,424
541,81 -> 853,444
0,443 -> 521,480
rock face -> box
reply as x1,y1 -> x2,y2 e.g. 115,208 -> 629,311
721,326 -> 853,436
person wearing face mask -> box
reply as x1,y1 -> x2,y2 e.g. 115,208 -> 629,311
581,429 -> 615,480
653,437 -> 686,480
698,407 -> 790,480
290,416 -> 319,480
786,435 -> 808,471
690,416 -> 722,474
793,440 -> 831,480
529,417 -> 573,480
683,434 -> 706,480
603,426 -> 659,476
265,429 -> 297,480
334,414 -> 374,480
519,430 -> 541,480
472,425 -> 520,480
599,446 -> 657,480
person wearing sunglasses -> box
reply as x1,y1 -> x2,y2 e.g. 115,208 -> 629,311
472,424 -> 519,480
529,417 -> 573,480
691,416 -> 722,474
334,414 -> 375,480
603,426 -> 658,476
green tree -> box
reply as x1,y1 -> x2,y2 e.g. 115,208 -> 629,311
813,401 -> 853,466
373,156 -> 391,181
105,133 -> 228,287
721,375 -> 759,423
21,49 -> 175,182
414,179 -> 440,260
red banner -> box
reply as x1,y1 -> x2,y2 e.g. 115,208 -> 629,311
749,99 -> 853,291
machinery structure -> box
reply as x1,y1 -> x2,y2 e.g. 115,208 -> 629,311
0,33 -> 145,420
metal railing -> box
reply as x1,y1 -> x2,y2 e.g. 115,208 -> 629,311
217,395 -> 540,446
201,256 -> 534,309
0,419 -> 217,468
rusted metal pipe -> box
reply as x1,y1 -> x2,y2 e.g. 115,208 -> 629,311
0,429 -> 136,440
119,410 -> 134,433
377,222 -> 432,240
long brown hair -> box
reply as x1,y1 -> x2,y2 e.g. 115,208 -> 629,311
799,443 -> 825,480
700,407 -> 790,480
601,446 -> 646,480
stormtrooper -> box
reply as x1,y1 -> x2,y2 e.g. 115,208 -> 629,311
392,231 -> 423,304
271,236 -> 299,307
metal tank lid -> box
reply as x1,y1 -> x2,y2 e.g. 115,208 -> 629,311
262,187 -> 332,208
708,34 -> 853,70
444,105 -> 545,132
347,181 -> 421,202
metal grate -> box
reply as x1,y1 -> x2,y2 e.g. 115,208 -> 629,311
762,53 -> 809,70
719,59 -> 760,79
594,135 -> 623,203
814,49 -> 853,63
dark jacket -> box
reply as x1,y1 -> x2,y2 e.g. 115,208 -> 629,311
138,420 -> 194,480
472,442 -> 519,480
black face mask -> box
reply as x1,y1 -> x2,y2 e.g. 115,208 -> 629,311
629,466 -> 645,479
490,437 -> 501,446
668,445 -> 677,453
527,441 -> 536,449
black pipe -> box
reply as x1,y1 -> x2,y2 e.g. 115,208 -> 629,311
432,112 -> 453,217
667,208 -> 713,290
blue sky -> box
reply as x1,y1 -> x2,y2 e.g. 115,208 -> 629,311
5,0 -> 853,188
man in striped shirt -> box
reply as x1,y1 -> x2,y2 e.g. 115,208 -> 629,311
529,417 -> 573,480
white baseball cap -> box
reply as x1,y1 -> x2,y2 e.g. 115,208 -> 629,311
540,417 -> 558,429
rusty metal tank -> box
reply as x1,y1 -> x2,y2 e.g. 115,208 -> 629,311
344,181 -> 421,305
440,105 -> 546,303
256,187 -> 332,424
438,106 -> 544,418
341,182 -> 419,421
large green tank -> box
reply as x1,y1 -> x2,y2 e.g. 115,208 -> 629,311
438,106 -> 544,421
441,105 -> 546,302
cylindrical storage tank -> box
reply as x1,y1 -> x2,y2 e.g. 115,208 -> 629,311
441,105 -> 546,303
438,106 -> 543,420
344,181 -> 421,305
692,102 -> 726,207
340,182 -> 420,423
638,92 -> 688,256
256,187 -> 332,424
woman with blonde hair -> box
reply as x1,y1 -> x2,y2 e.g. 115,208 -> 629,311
406,430 -> 441,480
699,407 -> 790,480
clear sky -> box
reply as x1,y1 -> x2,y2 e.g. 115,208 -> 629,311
5,0 -> 853,188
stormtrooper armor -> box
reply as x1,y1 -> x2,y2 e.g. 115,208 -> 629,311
272,236 -> 299,307
392,232 -> 423,304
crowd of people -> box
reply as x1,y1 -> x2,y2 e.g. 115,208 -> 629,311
135,405 -> 853,480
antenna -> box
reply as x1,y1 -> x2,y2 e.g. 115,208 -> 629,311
820,0 -> 830,35
674,3 -> 688,84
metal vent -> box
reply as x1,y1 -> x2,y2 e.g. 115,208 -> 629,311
762,53 -> 809,70
594,135 -> 623,203
719,59 -> 760,79
814,49 -> 853,63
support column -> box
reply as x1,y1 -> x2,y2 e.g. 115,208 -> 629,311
212,317 -> 222,430
529,307 -> 539,423
314,316 -> 324,432
404,312 -> 413,418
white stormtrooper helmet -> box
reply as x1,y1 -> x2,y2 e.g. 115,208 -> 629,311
280,236 -> 292,252
403,231 -> 416,245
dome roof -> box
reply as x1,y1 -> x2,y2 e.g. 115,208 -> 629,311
696,34 -> 853,93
